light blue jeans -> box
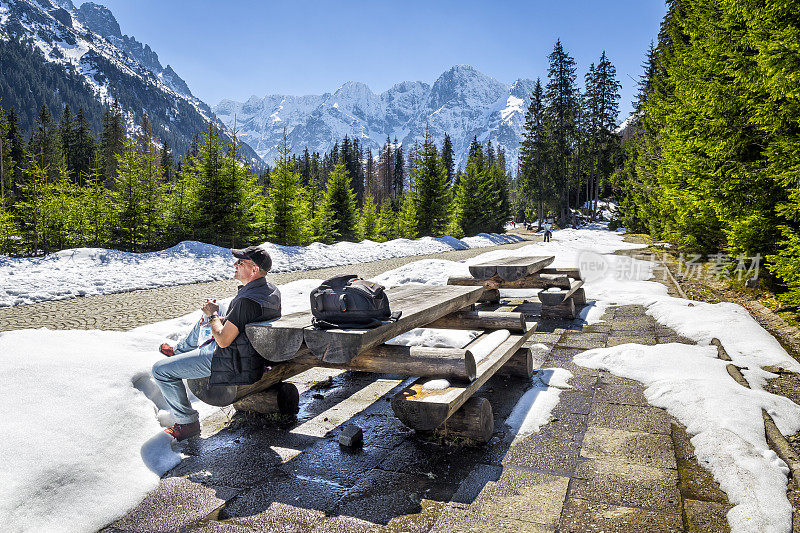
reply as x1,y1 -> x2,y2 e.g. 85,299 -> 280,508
152,319 -> 216,424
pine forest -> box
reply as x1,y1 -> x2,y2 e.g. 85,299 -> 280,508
2,3 -> 800,307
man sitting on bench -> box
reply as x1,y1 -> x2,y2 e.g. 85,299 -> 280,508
152,246 -> 281,441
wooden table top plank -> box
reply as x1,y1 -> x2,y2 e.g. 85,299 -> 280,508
390,327 -> 535,430
246,311 -> 312,362
303,284 -> 485,363
469,255 -> 555,281
495,256 -> 555,281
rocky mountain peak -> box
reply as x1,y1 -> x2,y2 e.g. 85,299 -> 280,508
214,65 -> 535,170
428,64 -> 507,110
76,2 -> 121,38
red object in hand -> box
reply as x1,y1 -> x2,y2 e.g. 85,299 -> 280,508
159,343 -> 175,357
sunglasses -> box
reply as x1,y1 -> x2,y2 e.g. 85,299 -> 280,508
234,259 -> 253,266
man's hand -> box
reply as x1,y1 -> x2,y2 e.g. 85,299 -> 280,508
201,298 -> 219,317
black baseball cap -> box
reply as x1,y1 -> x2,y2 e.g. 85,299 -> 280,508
231,246 -> 272,272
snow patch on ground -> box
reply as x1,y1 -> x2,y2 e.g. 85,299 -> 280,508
0,233 -> 522,307
576,344 -> 800,533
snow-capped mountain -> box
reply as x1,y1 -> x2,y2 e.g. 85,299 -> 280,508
0,0 -> 260,163
214,65 -> 535,171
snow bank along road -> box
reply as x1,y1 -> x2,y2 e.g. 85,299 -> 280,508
4,226 -> 800,533
0,235 -> 533,332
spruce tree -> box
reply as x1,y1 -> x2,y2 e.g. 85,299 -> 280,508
409,130 -> 451,237
6,108 -> 24,199
59,104 -> 76,179
441,133 -> 455,185
113,140 -> 146,251
544,39 -> 579,223
397,193 -> 418,239
267,138 -> 306,246
358,192 -> 379,241
453,161 -> 485,237
323,162 -> 358,241
100,101 -> 125,187
392,139 -> 404,198
377,200 -> 397,241
32,104 -> 61,180
73,109 -> 96,184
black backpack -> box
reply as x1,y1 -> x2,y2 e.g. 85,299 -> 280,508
310,274 -> 400,329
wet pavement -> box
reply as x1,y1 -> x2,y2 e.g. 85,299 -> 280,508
106,302 -> 732,532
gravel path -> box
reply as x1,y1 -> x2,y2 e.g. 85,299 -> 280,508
0,235 -> 538,332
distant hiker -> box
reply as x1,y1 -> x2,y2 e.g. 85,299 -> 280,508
152,246 -> 281,441
543,222 -> 552,242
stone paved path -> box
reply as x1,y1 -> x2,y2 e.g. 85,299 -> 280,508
1,238 -> 537,332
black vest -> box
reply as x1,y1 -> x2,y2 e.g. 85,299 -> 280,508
209,277 -> 281,385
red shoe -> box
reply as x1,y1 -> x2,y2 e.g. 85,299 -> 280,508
164,421 -> 201,441
159,343 -> 175,357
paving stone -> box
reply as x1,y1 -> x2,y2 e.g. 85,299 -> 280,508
378,439 -> 485,487
450,464 -> 504,505
559,497 -> 683,532
183,503 -> 331,532
545,347 -> 585,360
571,459 -> 681,512
380,499 -> 447,533
537,412 -> 588,443
335,469 -> 455,525
218,470 -> 347,520
525,332 -> 562,345
607,335 -> 657,346
583,323 -> 612,334
588,403 -> 672,435
594,383 -> 650,406
488,434 -> 581,475
472,467 -> 569,527
279,433 -> 395,488
684,499 -> 732,532
109,477 -> 238,532
656,335 -> 695,345
556,332 -> 608,350
671,424 -> 730,503
431,504 -> 554,532
597,371 -> 641,388
169,426 -> 297,489
581,426 -> 676,469
612,305 -> 649,318
551,390 -> 594,415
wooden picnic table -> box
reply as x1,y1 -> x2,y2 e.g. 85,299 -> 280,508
448,255 -> 586,319
188,283 -> 538,443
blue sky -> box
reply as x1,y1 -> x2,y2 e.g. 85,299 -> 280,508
95,0 -> 666,121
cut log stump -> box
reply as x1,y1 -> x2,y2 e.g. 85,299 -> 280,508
426,310 -> 527,332
233,382 -> 300,415
541,298 -> 576,319
433,397 -> 494,443
572,287 -> 586,305
497,348 -> 534,379
391,329 -> 534,431
291,344 -> 477,381
537,280 -> 584,306
187,361 -> 310,407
